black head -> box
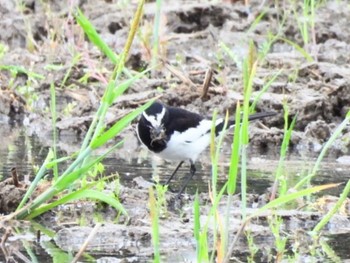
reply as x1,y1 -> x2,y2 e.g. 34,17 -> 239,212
144,101 -> 164,116
140,101 -> 169,147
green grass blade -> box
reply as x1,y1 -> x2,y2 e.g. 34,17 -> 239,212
198,232 -> 209,263
149,187 -> 160,263
0,65 -> 45,79
210,110 -> 229,198
15,142 -> 123,219
250,183 -> 340,219
312,180 -> 350,233
240,44 -> 257,220
26,189 -> 127,219
16,149 -> 53,210
50,83 -> 59,181
53,151 -> 96,191
319,238 -> 342,263
247,11 -> 266,33
30,221 -> 56,238
151,0 -> 162,68
111,0 -> 145,80
90,99 -> 155,149
225,103 -> 241,255
41,241 -> 73,263
277,37 -> 313,62
58,147 -> 93,179
203,184 -> 228,225
228,102 -> 241,195
219,41 -> 241,69
55,142 -> 123,190
80,0 -> 146,155
21,239 -> 39,263
110,67 -> 155,104
295,111 -> 350,189
59,54 -> 81,89
81,83 -> 114,153
271,104 -> 297,199
75,9 -> 119,64
45,153 -> 78,169
249,69 -> 283,112
194,191 -> 209,262
194,191 -> 200,246
210,110 -> 217,163
202,183 -> 228,263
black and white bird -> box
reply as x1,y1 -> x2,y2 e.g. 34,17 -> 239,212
137,101 -> 275,196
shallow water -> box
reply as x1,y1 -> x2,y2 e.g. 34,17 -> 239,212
1,125 -> 348,195
1,126 -> 350,262
0,126 -> 273,193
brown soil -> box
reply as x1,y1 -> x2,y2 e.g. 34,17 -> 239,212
1,0 -> 350,156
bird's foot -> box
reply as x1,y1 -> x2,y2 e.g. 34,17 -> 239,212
167,193 -> 186,211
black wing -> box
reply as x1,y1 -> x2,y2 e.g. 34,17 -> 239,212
165,106 -> 204,134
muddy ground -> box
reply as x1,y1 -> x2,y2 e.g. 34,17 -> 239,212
1,0 -> 350,155
1,0 -> 350,262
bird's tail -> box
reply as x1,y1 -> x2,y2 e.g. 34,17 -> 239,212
246,111 -> 277,122
215,111 -> 276,136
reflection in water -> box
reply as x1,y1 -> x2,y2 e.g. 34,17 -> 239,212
0,126 -> 48,182
1,126 -> 350,195
0,126 -> 274,194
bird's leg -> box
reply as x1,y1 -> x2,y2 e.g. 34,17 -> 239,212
176,161 -> 196,197
164,161 -> 184,186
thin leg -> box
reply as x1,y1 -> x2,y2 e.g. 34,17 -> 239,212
177,162 -> 196,197
164,161 -> 184,185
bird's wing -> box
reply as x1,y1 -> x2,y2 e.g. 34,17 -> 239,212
169,117 -> 224,144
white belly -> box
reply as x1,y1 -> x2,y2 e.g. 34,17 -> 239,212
157,130 -> 212,162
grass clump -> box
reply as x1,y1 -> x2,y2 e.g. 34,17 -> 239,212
7,0 -> 151,220
193,33 -> 349,263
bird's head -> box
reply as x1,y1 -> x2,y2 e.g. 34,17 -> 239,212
142,101 -> 168,145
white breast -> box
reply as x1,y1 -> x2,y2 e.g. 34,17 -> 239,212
157,119 -> 223,162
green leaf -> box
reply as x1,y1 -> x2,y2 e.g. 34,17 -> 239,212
110,67 -> 154,103
45,154 -> 77,169
295,111 -> 350,189
16,149 -> 54,210
228,102 -> 241,195
75,9 -> 119,64
27,189 -> 127,219
0,65 -> 45,79
277,37 -> 313,62
313,180 -> 350,233
91,99 -> 156,149
149,187 -> 160,263
54,142 -> 122,191
250,183 -> 340,219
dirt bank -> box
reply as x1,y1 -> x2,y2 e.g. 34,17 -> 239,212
1,0 -> 350,156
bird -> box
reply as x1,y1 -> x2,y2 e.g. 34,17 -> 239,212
137,101 -> 276,196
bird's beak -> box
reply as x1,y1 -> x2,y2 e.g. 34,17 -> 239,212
150,126 -> 166,141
